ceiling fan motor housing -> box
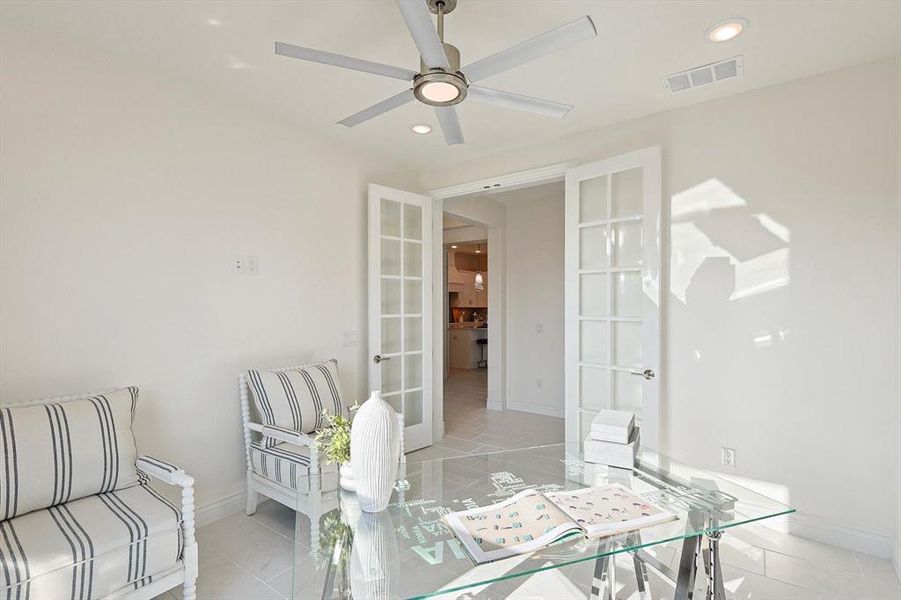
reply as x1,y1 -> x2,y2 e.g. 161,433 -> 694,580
414,42 -> 468,106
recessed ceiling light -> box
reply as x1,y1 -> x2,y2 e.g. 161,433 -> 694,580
706,18 -> 747,42
451,245 -> 458,249
205,18 -> 222,27
475,249 -> 481,253
411,124 -> 432,135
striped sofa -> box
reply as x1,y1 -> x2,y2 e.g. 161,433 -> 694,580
240,360 -> 357,551
0,388 -> 197,600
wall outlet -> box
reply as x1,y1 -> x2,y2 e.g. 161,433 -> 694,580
232,255 -> 244,274
536,377 -> 543,389
342,330 -> 359,347
721,447 -> 736,468
536,323 -> 544,334
246,255 -> 259,275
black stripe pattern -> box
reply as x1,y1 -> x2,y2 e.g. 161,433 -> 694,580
1,388 -> 140,521
44,404 -> 74,506
1,484 -> 183,598
89,396 -> 121,493
250,442 -> 312,490
0,520 -> 30,600
1,408 -> 19,521
245,360 -> 347,446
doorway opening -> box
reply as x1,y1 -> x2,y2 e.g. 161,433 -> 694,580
442,213 -> 490,440
437,181 -> 568,451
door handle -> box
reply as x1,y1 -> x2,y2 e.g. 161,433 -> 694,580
373,355 -> 391,364
630,368 -> 655,380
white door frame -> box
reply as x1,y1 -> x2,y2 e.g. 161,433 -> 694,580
427,163 -> 574,442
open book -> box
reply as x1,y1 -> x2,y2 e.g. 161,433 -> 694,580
444,484 -> 675,563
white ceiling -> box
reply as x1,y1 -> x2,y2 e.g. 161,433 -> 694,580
449,242 -> 487,256
3,1 -> 899,170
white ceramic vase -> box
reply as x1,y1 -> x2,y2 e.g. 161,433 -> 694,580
350,390 -> 401,512
339,463 -> 355,492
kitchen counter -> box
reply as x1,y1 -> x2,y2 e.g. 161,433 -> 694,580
447,326 -> 488,369
448,323 -> 488,330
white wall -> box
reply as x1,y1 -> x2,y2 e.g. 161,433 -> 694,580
421,59 -> 901,555
0,27 -> 416,511
503,185 -> 565,418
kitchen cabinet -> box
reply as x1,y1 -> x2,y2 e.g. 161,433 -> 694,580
454,271 -> 488,307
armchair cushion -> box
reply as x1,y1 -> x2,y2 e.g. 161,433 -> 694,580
0,483 -> 182,599
250,441 -> 334,491
1,387 -> 141,520
245,359 -> 347,441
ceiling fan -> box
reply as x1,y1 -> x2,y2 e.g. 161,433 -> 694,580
275,0 -> 597,145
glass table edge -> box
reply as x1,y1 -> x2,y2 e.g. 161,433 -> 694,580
413,506 -> 797,600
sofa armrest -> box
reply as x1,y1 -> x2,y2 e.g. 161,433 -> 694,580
137,455 -> 192,486
136,455 -> 198,597
261,424 -> 315,447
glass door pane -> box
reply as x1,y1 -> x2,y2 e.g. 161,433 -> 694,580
574,167 -> 648,442
370,184 -> 432,451
566,148 -> 660,449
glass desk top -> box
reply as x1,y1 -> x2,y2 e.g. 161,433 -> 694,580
289,444 -> 793,599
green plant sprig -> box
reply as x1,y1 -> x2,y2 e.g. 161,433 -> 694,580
313,403 -> 359,464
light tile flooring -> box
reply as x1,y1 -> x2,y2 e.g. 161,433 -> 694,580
156,368 -> 899,599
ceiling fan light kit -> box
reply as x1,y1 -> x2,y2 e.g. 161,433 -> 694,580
275,0 -> 597,145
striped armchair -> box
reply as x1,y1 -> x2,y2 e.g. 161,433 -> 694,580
0,387 -> 198,600
239,360 -> 350,551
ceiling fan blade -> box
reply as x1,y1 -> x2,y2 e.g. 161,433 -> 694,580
395,0 -> 450,70
435,106 -> 464,146
468,86 -> 573,118
462,16 -> 597,83
337,89 -> 415,127
275,41 -> 417,81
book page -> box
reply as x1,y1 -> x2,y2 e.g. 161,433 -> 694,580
444,489 -> 582,563
546,484 -> 676,538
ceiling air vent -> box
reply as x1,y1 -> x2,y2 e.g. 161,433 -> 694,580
664,56 -> 743,93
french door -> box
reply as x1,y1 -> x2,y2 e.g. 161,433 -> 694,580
368,184 -> 433,452
564,147 -> 662,448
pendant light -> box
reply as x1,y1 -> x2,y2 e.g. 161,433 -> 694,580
474,243 -> 484,291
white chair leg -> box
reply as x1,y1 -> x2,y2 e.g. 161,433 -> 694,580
245,471 -> 258,516
182,569 -> 198,600
180,476 -> 199,600
308,490 -> 322,556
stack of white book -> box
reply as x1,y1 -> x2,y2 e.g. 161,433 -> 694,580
584,410 -> 640,469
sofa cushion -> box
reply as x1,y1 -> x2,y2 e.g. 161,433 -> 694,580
245,360 -> 347,439
0,483 -> 182,600
1,387 -> 141,520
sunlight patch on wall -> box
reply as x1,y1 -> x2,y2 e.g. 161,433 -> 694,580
671,179 -> 791,303
671,178 -> 746,219
732,247 -> 790,300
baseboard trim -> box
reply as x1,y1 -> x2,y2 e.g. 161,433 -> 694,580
505,401 -> 564,419
195,490 -> 245,527
783,511 -> 895,560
